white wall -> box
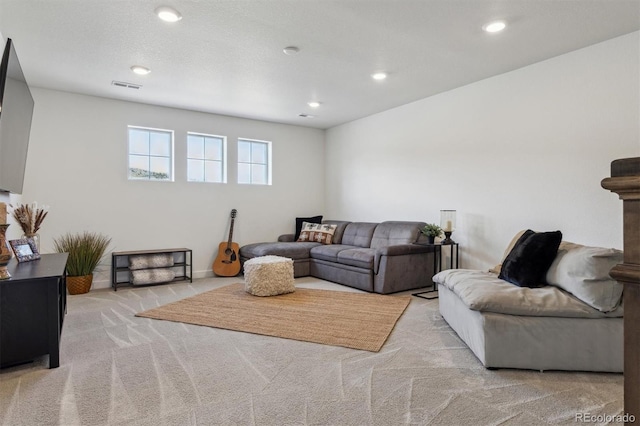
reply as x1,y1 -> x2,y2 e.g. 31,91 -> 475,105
10,31 -> 640,286
325,32 -> 640,270
23,90 -> 325,287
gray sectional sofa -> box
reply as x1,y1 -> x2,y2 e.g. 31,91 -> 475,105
239,220 -> 436,294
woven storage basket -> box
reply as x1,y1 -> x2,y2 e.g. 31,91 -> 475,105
67,274 -> 93,295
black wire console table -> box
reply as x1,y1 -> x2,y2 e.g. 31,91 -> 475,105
412,242 -> 459,300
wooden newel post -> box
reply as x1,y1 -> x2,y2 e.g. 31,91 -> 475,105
602,157 -> 640,422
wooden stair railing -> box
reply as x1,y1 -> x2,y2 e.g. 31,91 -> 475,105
602,157 -> 640,422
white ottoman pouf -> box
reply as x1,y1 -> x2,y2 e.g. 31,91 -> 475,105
244,255 -> 295,296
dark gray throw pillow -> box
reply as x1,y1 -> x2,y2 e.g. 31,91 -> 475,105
499,229 -> 562,288
295,215 -> 323,240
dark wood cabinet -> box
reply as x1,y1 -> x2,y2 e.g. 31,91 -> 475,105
0,253 -> 68,369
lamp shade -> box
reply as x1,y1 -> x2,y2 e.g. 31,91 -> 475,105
440,210 -> 456,232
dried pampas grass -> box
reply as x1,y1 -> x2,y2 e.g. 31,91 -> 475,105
10,202 -> 48,235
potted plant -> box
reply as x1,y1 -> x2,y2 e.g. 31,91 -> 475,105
53,231 -> 111,295
420,223 -> 443,244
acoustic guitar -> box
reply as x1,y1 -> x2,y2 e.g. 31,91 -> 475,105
212,209 -> 241,276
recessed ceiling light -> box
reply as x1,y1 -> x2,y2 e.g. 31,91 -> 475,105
283,46 -> 300,55
155,6 -> 182,22
483,21 -> 506,33
308,101 -> 321,108
371,72 -> 387,81
131,65 -> 151,75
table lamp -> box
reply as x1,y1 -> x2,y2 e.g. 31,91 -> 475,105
440,210 -> 456,245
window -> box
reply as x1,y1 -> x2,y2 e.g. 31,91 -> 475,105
187,133 -> 226,183
237,138 -> 272,185
128,126 -> 173,181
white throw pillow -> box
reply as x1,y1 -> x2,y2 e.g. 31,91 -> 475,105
296,222 -> 337,245
546,242 -> 623,312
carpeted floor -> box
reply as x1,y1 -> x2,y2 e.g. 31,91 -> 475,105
0,276 -> 623,425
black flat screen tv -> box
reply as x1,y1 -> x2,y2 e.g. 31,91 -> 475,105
0,38 -> 34,194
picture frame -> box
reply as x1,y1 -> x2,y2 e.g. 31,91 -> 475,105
9,238 -> 41,262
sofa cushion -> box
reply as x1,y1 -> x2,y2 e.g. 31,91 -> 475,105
309,244 -> 353,262
297,222 -> 337,245
546,242 -> 623,312
323,220 -> 351,244
341,222 -> 378,247
239,241 -> 320,260
499,229 -> 562,288
434,269 -> 623,319
336,248 -> 377,270
370,221 -> 425,249
295,215 -> 322,240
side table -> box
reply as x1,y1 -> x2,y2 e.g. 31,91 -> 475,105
412,242 -> 459,300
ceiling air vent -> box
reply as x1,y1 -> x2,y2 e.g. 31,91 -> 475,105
111,81 -> 142,90
298,113 -> 314,118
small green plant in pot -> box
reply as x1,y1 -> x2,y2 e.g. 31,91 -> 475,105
420,223 -> 443,244
53,232 -> 111,295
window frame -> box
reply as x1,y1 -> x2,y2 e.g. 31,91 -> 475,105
127,125 -> 175,182
186,132 -> 227,184
237,138 -> 272,185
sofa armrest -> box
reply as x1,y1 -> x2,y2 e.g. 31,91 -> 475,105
377,244 -> 434,256
373,245 -> 435,294
278,234 -> 295,242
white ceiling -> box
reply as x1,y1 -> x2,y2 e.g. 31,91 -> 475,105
1,0 -> 639,130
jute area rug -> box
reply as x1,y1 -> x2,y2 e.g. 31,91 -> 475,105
136,283 -> 410,352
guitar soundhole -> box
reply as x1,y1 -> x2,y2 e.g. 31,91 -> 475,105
225,248 -> 233,256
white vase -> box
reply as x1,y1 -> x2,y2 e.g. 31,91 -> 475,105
23,233 -> 40,252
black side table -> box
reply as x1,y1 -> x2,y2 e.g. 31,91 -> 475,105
412,242 -> 459,300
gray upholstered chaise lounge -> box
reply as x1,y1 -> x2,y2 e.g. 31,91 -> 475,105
240,220 -> 436,294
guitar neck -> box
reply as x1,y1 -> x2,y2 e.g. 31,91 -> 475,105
227,217 -> 235,248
